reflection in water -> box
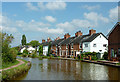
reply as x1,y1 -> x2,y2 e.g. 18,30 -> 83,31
16,56 -> 120,80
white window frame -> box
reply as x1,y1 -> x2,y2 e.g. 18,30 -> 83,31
71,43 -> 73,49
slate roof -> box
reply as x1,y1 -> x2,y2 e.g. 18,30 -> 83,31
69,34 -> 90,44
40,41 -> 52,46
51,38 -> 64,46
58,37 -> 75,45
70,33 -> 107,44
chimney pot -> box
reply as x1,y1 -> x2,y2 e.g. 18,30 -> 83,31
89,29 -> 96,35
64,33 -> 70,39
75,30 -> 83,37
42,39 -> 45,43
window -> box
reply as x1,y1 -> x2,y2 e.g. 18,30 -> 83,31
85,44 -> 88,47
66,44 -> 68,49
71,43 -> 73,49
111,48 -> 114,57
93,44 -> 96,47
79,43 -> 82,49
118,48 -> 120,55
103,44 -> 107,47
43,47 -> 45,50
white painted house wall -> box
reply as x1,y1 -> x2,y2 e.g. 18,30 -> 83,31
90,34 -> 108,53
82,34 -> 108,58
43,46 -> 48,56
20,47 -> 26,53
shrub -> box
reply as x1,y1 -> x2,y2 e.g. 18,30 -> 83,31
22,53 -> 27,57
103,52 -> 108,60
23,49 -> 29,54
2,48 -> 17,63
17,52 -> 22,55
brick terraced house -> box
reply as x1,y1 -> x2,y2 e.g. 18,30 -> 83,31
41,29 -> 108,58
108,22 -> 120,61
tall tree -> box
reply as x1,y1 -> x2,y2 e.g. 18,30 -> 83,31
21,34 -> 26,46
39,45 -> 43,56
47,42 -> 51,56
29,40 -> 40,48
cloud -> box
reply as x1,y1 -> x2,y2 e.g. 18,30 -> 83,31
84,12 -> 109,25
26,2 -> 38,11
26,2 -> 66,11
45,2 -> 66,10
56,19 -> 95,32
109,6 -> 119,21
82,5 -> 100,11
45,16 -> 56,23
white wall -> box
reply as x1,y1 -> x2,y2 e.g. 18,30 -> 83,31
90,34 -> 108,54
43,46 -> 48,56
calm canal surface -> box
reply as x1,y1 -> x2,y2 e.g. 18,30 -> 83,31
16,56 -> 120,80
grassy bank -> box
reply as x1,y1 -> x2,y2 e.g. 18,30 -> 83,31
1,59 -> 31,81
1,60 -> 20,69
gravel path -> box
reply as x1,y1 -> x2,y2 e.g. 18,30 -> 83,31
0,59 -> 25,72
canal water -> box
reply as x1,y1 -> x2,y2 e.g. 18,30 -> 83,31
16,56 -> 120,80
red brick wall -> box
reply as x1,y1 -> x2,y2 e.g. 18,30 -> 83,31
108,24 -> 120,60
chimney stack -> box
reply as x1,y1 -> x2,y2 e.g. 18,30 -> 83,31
42,39 -> 45,43
55,37 -> 60,41
75,30 -> 83,37
47,37 -> 51,42
89,29 -> 96,35
64,33 -> 70,39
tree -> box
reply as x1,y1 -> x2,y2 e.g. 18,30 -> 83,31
47,42 -> 51,56
39,45 -> 43,56
1,32 -> 17,63
29,40 -> 40,48
21,34 -> 26,46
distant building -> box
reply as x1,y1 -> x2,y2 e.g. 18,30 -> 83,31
40,38 -> 52,56
108,22 -> 120,61
20,45 -> 35,53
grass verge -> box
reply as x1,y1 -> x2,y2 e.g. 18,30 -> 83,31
1,60 -> 20,69
1,59 -> 31,81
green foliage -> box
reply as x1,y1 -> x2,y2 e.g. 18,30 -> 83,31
103,52 -> 108,60
80,52 -> 98,60
2,59 -> 31,81
21,34 -> 26,46
1,32 -> 18,63
31,51 -> 37,58
39,45 -> 43,56
29,40 -> 40,48
22,53 -> 27,57
2,60 -> 19,69
23,49 -> 29,54
47,42 -> 51,56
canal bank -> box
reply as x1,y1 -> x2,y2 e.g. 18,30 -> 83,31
1,59 -> 31,81
15,56 -> 120,80
46,57 -> 120,68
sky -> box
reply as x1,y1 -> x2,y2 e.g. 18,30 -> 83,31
1,1 -> 119,47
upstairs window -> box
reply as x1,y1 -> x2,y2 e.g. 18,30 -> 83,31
103,44 -> 107,47
85,44 -> 88,47
71,43 -> 73,49
93,44 -> 96,47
